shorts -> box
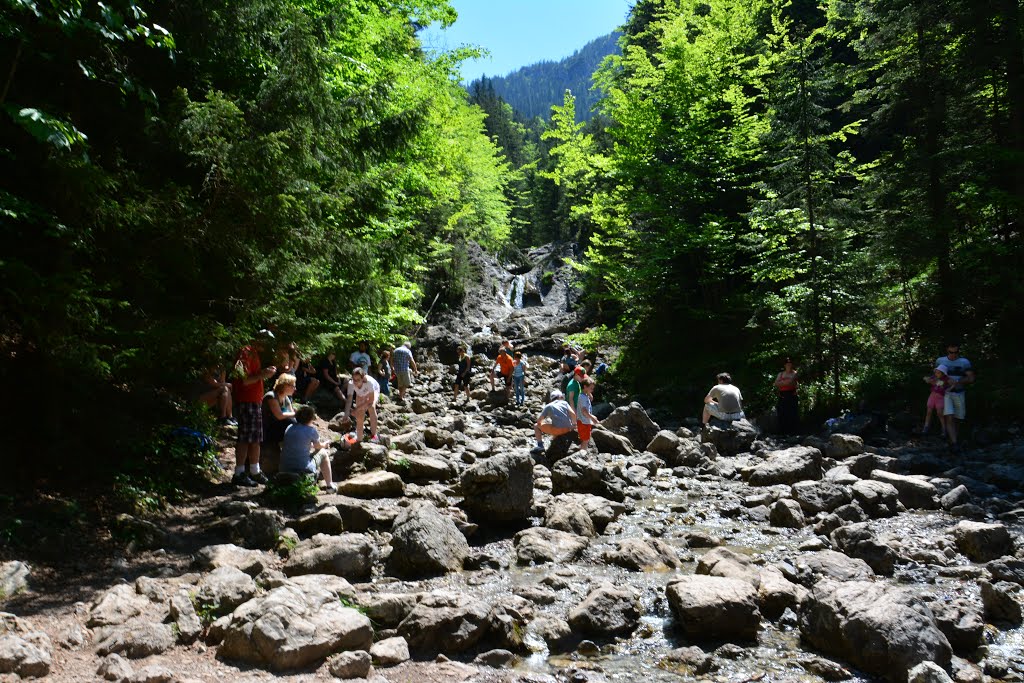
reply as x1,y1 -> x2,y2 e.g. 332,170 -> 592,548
926,393 -> 945,411
310,448 -> 329,473
396,370 -> 413,389
236,402 -> 263,443
707,403 -> 744,421
454,372 -> 470,389
944,392 -> 966,420
577,422 -> 593,441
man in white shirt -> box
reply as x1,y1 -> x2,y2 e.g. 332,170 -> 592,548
702,372 -> 745,424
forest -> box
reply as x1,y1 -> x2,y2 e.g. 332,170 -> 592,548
2,0 -> 1023,501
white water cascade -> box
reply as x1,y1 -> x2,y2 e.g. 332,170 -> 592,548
508,274 -> 526,309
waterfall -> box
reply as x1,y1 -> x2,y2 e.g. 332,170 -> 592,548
508,274 -> 525,309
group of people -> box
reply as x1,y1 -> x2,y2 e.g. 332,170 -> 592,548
922,342 -> 974,450
531,346 -> 605,455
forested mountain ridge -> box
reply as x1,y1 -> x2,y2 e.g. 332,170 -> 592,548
472,31 -> 620,122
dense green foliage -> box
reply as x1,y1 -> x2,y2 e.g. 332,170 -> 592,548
0,0 -> 510,492
470,32 -> 621,122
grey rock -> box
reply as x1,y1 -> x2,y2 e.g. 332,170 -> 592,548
474,648 -> 515,668
795,550 -> 875,585
283,533 -> 375,580
531,616 -> 576,653
194,543 -> 269,577
770,499 -> 806,528
359,593 -> 422,628
953,521 -> 1013,562
551,454 -> 624,502
748,446 -> 822,486
851,479 -> 901,518
908,661 -> 953,683
288,507 -> 344,537
666,575 -> 761,642
97,653 -> 133,681
168,589 -> 202,643
601,401 -> 661,451
264,574 -> 356,603
799,580 -> 952,682
127,665 -> 176,683
218,584 -> 372,671
327,649 -> 372,679
388,502 -> 469,577
568,584 -> 642,638
701,418 -> 758,457
664,645 -> 714,674
792,480 -> 852,514
646,430 -> 681,458
554,493 -> 625,532
0,633 -> 51,678
940,485 -> 971,511
979,580 -> 1024,625
544,499 -> 596,538
337,471 -> 405,498
870,470 -> 937,509
95,623 -> 175,659
370,636 -> 410,666
826,433 -> 864,458
195,566 -> 258,614
222,509 -> 285,550
831,523 -> 898,575
591,427 -> 636,455
388,453 -> 456,482
460,452 -> 534,522
397,592 -> 492,654
515,527 -> 588,565
0,562 -> 29,599
696,548 -> 806,620
928,598 -> 984,654
987,557 -> 1024,586
88,584 -> 150,628
603,538 -> 681,571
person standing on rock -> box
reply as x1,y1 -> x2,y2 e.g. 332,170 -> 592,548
376,349 -> 392,398
566,365 -> 585,417
392,341 -> 417,401
491,346 -> 515,397
774,358 -> 799,434
531,390 -> 577,454
937,342 -> 974,451
576,377 -> 600,454
453,345 -> 472,402
231,330 -> 277,486
345,367 -> 380,443
702,373 -> 745,424
512,350 -> 529,406
559,344 -> 578,392
280,405 -> 337,493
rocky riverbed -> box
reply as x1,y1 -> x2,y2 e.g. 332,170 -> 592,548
1,245 -> 1022,683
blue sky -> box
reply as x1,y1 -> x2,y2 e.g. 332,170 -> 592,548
420,0 -> 633,83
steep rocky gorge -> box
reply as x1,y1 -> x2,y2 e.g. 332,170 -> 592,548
1,245 -> 1022,683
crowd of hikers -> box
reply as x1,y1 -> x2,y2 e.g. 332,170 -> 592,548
196,329 -> 975,491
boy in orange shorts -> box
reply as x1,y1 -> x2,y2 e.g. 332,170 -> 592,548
576,377 -> 600,454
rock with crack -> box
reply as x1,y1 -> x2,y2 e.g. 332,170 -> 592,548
370,636 -> 410,666
851,480 -> 901,518
770,499 -> 806,528
194,566 -> 259,614
568,583 -> 642,638
792,550 -> 875,586
603,538 -> 682,571
826,433 -> 864,458
799,580 -> 952,682
591,428 -> 636,455
283,533 -> 375,580
459,452 -> 534,522
327,650 -> 372,679
979,580 -> 1024,626
388,453 -> 457,483
701,418 -> 758,457
555,493 -> 626,532
746,446 -> 823,486
601,402 -> 661,450
0,633 -> 51,678
168,589 -> 202,644
337,471 -> 405,498
646,430 -> 681,461
927,597 -> 984,655
218,584 -> 372,671
217,510 -> 285,550
287,507 -> 344,537
791,480 -> 852,515
194,544 -> 270,577
388,501 -> 469,577
88,584 -> 151,628
831,523 -> 899,576
696,547 -> 807,620
95,622 -> 175,659
397,592 -> 493,655
0,562 -> 29,599
551,454 -> 625,502
953,521 -> 1013,562
666,575 -> 761,642
357,593 -> 422,629
870,471 -> 937,510
544,498 -> 596,538
515,527 -> 589,565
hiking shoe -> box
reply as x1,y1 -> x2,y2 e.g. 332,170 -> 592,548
530,444 -> 545,455
369,435 -> 379,444
232,472 -> 257,487
249,471 -> 269,485
324,483 -> 338,493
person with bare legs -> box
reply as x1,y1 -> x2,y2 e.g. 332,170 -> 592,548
280,405 -> 337,493
231,330 -> 277,486
345,367 -> 380,443
453,345 -> 472,402
531,390 -> 577,454
393,341 -> 417,401
576,377 -> 600,454
702,372 -> 745,424
936,342 -> 974,452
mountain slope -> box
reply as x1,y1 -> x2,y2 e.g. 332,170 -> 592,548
474,32 -> 621,122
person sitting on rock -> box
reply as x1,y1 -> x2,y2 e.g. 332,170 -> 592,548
262,373 -> 297,449
454,345 -> 472,402
294,348 -> 320,401
280,405 -> 336,493
349,341 -> 372,374
197,362 -> 234,425
345,366 -> 380,443
318,350 -> 345,401
702,372 -> 745,424
491,346 -> 515,397
531,390 -> 577,454
576,377 -> 600,454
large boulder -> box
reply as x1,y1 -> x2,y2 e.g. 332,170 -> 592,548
568,584 -> 642,638
870,471 -> 937,510
218,584 -> 373,671
646,430 -> 681,459
601,402 -> 661,451
826,433 -> 864,458
0,633 -> 51,677
397,592 -> 492,655
591,428 -> 636,455
851,479 -> 901,518
770,499 -> 806,528
928,598 -> 985,654
514,528 -> 588,565
95,623 -> 175,659
219,510 -> 285,550
287,507 -> 344,537
388,502 -> 469,577
88,584 -> 150,628
194,566 -> 259,613
553,493 -> 625,533
666,575 -> 761,642
799,580 -> 952,682
791,480 -> 852,514
603,538 -> 682,571
194,544 -> 270,577
459,452 -> 533,522
696,548 -> 806,620
747,446 -> 822,486
337,471 -> 405,498
551,454 -> 624,502
543,498 -> 596,538
953,522 -> 1013,562
388,453 -> 456,483
979,580 -> 1024,626
701,418 -> 758,457
283,533 -> 375,580
794,550 -> 875,586
831,523 -> 899,576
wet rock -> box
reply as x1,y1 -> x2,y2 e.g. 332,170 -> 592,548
358,593 -> 421,628
337,471 -> 405,498
928,598 -> 984,654
88,584 -> 150,628
370,636 -> 410,666
195,566 -> 258,614
288,507 -> 344,537
568,584 -> 642,638
487,594 -> 533,652
168,589 -> 202,643
327,649 -> 372,679
219,584 -> 372,671
701,418 -> 758,457
551,455 -> 624,502
798,656 -> 852,680
388,501 -> 469,577
603,538 -> 682,571
851,479 -> 901,518
474,648 -> 515,667
792,480 -> 852,514
696,548 -> 806,619
95,623 -> 175,659
953,521 -> 1013,562
97,653 -> 133,681
591,428 -> 636,455
0,562 -> 29,599
545,498 -> 596,537
460,452 -> 534,522
333,496 -> 380,532
747,446 -> 823,486
531,616 -> 576,653
684,531 -> 722,548
397,592 -> 492,654
666,575 -> 761,642
908,661 -> 954,683
987,556 -> 1024,586
515,527 -> 589,565
601,402 -> 660,451
283,533 -> 375,580
794,550 -> 875,585
391,431 -> 426,454
951,657 -> 983,683
770,499 -> 806,528
940,485 -> 971,511
799,580 -> 952,682
871,471 -> 937,509
555,493 -> 626,532
831,523 -> 898,575
826,433 -> 864,458
663,645 -> 714,674
646,430 -> 681,459
0,633 -> 51,677
194,544 -> 269,577
979,580 -> 1024,625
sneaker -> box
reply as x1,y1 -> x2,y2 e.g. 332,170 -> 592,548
249,471 -> 269,485
369,435 -> 379,444
530,443 -> 545,455
232,472 -> 257,487
226,417 -> 238,426
324,483 -> 338,493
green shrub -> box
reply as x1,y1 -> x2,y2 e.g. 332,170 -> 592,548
264,475 -> 319,508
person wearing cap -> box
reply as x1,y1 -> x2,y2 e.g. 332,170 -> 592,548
774,358 -> 799,435
702,372 -> 745,424
491,346 -> 515,397
231,330 -> 278,486
922,364 -> 952,437
345,367 -> 380,443
565,365 -> 586,417
531,390 -> 577,454
392,341 -> 417,401
349,341 -> 373,374
936,342 -> 975,450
